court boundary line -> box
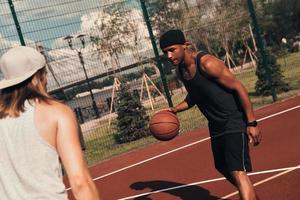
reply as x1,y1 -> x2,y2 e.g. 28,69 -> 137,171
66,105 -> 300,191
94,138 -> 211,181
221,165 -> 300,199
118,165 -> 300,200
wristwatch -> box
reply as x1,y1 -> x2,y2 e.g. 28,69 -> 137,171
247,120 -> 258,127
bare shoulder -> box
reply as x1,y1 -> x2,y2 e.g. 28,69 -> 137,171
37,100 -> 75,120
200,54 -> 222,69
199,54 -> 227,77
34,100 -> 77,148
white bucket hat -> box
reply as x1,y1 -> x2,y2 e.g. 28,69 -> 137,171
0,46 -> 46,90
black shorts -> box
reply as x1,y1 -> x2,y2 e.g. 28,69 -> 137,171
210,132 -> 252,172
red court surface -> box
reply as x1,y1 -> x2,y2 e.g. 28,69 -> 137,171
65,95 -> 300,200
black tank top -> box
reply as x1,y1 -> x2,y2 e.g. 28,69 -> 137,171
180,52 -> 247,137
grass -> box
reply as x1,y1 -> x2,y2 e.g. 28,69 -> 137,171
84,134 -> 157,165
83,52 -> 300,166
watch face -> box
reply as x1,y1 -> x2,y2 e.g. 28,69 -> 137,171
247,121 -> 257,127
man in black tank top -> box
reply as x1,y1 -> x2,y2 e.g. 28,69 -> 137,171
159,29 -> 262,200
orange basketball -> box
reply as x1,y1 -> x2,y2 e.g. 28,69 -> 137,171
149,110 -> 180,141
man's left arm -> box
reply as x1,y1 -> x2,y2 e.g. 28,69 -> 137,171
200,55 -> 262,146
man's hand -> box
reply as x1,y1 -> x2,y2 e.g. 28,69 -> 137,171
156,107 -> 177,114
247,126 -> 262,146
156,98 -> 192,115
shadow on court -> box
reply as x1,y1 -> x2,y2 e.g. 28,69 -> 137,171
130,180 -> 220,200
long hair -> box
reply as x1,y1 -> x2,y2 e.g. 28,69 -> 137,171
0,67 -> 53,118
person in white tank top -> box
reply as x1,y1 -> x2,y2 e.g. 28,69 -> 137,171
0,46 -> 100,200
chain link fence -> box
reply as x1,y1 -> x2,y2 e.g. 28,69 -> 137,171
1,0 -> 299,165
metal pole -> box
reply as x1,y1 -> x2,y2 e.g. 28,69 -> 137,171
139,0 -> 173,107
247,0 -> 277,102
7,0 -> 25,46
78,51 -> 100,118
36,43 -> 69,101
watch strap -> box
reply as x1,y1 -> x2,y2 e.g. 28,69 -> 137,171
247,120 -> 258,127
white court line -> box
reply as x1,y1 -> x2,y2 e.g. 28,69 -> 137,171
256,105 -> 300,122
221,165 -> 300,199
93,138 -> 211,181
66,137 -> 211,191
66,105 -> 300,191
119,166 -> 300,200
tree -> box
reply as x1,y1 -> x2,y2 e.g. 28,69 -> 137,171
209,0 -> 249,63
255,48 -> 290,96
84,3 -> 152,76
85,2 -> 132,73
180,0 -> 250,61
256,0 -> 300,45
114,82 -> 150,144
146,0 -> 186,35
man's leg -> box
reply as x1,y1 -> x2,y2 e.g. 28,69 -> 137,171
211,136 -> 237,186
231,171 -> 256,200
224,133 -> 257,200
216,167 -> 237,186
211,134 -> 257,199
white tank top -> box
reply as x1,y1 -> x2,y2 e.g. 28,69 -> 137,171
0,101 -> 68,200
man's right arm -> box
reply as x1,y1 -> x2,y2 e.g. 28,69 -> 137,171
171,94 -> 195,113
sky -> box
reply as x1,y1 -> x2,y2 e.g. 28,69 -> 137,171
0,0 -> 156,90
0,0 -> 202,52
0,0 -> 133,49
0,0 -> 200,91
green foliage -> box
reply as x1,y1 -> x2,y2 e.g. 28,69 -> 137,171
64,82 -> 97,99
99,76 -> 114,87
257,0 -> 300,44
122,72 -> 140,82
255,49 -> 290,96
61,67 -> 157,100
144,66 -> 157,77
89,2 -> 132,69
114,82 -> 150,144
146,0 -> 185,34
122,67 -> 157,82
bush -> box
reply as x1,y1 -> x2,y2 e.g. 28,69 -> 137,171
255,49 -> 290,96
114,82 -> 150,143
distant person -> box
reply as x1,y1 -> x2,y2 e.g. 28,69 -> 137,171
0,46 -> 100,200
159,30 -> 262,200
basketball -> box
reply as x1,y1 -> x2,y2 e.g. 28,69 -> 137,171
149,110 -> 180,141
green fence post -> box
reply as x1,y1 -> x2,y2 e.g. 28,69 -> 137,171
247,0 -> 277,102
139,0 -> 173,108
8,0 -> 26,46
